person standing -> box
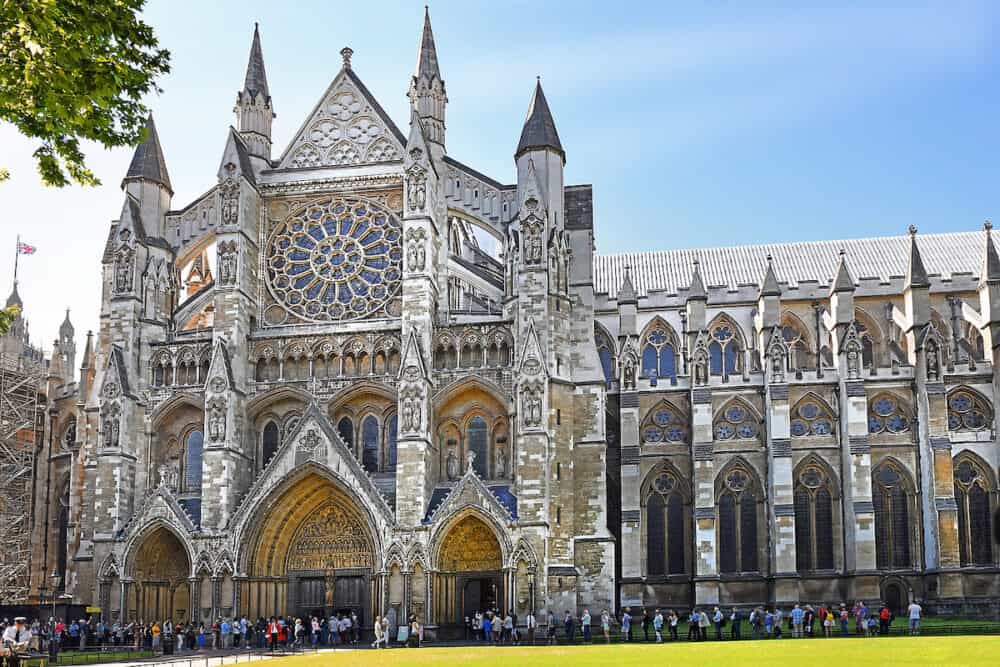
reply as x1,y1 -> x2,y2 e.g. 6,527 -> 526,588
729,608 -> 741,640
641,609 -> 651,642
713,607 -> 723,640
804,605 -> 815,637
668,610 -> 678,641
907,600 -> 922,636
546,611 -> 557,645
621,607 -> 632,642
581,609 -> 591,643
601,610 -> 611,643
879,605 -> 891,635
526,610 -> 537,645
791,604 -> 804,638
698,609 -> 710,641
503,612 -> 513,645
564,610 -> 575,644
653,610 -> 663,643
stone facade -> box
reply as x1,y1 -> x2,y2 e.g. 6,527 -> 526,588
24,10 -> 1000,629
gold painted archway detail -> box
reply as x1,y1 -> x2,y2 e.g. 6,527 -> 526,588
439,515 -> 502,572
287,502 -> 374,571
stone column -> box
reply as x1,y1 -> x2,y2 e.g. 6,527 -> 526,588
692,386 -> 718,604
211,576 -> 221,622
619,389 -> 641,582
766,383 -> 797,602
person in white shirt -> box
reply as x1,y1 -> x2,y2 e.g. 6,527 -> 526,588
3,617 -> 32,667
371,617 -> 383,648
526,611 -> 537,645
907,601 -> 922,635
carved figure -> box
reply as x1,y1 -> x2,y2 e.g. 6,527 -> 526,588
446,448 -> 459,481
209,401 -> 226,441
495,446 -> 506,479
622,355 -> 636,390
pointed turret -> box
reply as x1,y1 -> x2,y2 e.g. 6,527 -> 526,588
59,308 -> 74,340
829,249 -> 855,295
759,254 -> 781,297
48,338 -> 65,381
59,308 -> 76,380
618,265 -> 637,305
687,259 -> 707,301
5,281 -> 22,309
235,23 -> 275,162
981,221 -> 1000,286
121,114 -> 172,236
408,7 -> 447,156
905,225 -> 930,289
516,79 -> 564,162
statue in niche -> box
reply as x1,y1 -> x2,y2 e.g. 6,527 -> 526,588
693,355 -> 708,386
114,249 -> 133,293
465,449 -> 476,474
102,406 -> 120,448
495,446 -> 507,479
217,242 -> 238,286
846,344 -> 861,380
770,348 -> 785,383
407,168 -> 427,211
208,401 -> 226,441
926,341 -> 940,381
622,355 -> 636,390
401,388 -> 421,433
446,448 -> 459,481
522,384 -> 543,428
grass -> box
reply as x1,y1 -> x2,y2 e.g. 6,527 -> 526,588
262,636 -> 1000,667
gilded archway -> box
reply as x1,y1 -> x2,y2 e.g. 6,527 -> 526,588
433,514 -> 504,634
128,526 -> 191,623
438,515 -> 502,572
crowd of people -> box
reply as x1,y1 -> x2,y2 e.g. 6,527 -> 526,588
0,599 -> 926,658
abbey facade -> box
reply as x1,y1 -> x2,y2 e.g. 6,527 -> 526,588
25,10 -> 1000,630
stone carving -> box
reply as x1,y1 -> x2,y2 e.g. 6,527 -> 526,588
446,448 -> 459,481
220,166 -> 239,227
406,165 -> 427,212
208,399 -> 226,441
209,376 -> 226,394
114,247 -> 134,293
521,381 -> 544,428
495,446 -> 507,479
299,428 -> 321,453
926,339 -> 940,382
438,516 -> 502,572
767,327 -> 787,383
622,353 -> 636,390
157,461 -> 179,493
286,503 -> 374,571
400,387 -> 423,433
842,322 -> 863,380
217,241 -> 238,286
405,227 -> 427,272
102,403 -> 120,449
465,449 -> 476,473
522,220 -> 544,265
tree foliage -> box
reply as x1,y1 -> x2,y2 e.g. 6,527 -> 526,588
0,0 -> 171,186
0,306 -> 20,335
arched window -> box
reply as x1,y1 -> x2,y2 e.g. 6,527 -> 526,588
790,396 -> 836,437
852,313 -> 880,369
708,318 -> 741,377
868,393 -> 910,435
714,400 -> 759,441
337,416 -> 354,449
261,421 -> 279,467
872,461 -> 914,569
780,314 -> 813,370
718,466 -> 759,573
947,389 -> 993,432
184,430 -> 204,493
794,461 -> 836,571
386,415 -> 398,470
639,323 -> 677,381
645,471 -> 686,576
56,480 -> 70,589
953,456 -> 994,566
640,401 -> 688,444
467,416 -> 489,478
595,326 -> 615,387
362,415 -> 379,473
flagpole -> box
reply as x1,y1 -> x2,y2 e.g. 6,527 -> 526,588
13,233 -> 19,286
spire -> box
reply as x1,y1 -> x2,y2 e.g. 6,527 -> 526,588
122,114 -> 172,194
59,308 -> 74,339
415,6 -> 441,84
618,265 -> 637,304
830,249 -> 855,294
240,22 -> 270,103
687,259 -> 707,300
48,339 -> 65,380
81,330 -> 94,370
5,281 -> 22,309
516,78 -> 564,161
905,225 -> 930,289
759,254 -> 781,297
981,220 -> 1000,286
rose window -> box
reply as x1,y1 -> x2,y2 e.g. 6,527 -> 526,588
790,399 -> 835,437
715,401 -> 758,440
266,197 -> 402,322
947,390 -> 991,432
641,404 -> 688,443
868,394 -> 910,434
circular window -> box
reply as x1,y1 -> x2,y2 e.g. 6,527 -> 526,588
265,197 -> 402,322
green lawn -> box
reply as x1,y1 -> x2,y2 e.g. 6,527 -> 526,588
268,636 -> 1000,667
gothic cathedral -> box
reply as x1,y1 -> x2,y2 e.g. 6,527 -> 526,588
25,10 -> 1000,629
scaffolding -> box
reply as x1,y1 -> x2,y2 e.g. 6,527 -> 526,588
0,351 -> 44,604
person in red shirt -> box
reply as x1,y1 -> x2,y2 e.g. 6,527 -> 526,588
879,605 -> 892,635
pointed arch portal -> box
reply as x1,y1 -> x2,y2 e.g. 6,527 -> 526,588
433,514 -> 505,636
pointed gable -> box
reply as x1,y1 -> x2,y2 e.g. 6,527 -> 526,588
277,64 -> 406,170
518,318 -> 548,378
104,345 -> 137,400
516,79 -> 563,160
425,465 -> 515,526
218,128 -> 257,186
205,340 -> 236,393
122,115 -> 172,193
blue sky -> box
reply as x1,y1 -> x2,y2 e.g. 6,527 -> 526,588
0,0 -> 997,351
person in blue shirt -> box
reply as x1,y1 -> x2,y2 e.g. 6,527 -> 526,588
220,620 -> 231,649
621,608 -> 632,641
652,609 -> 663,643
791,604 -> 805,638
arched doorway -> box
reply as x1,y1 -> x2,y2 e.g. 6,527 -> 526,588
883,580 -> 908,616
242,472 -> 378,629
129,527 -> 191,623
434,515 -> 504,636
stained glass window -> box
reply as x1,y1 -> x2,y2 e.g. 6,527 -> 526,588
708,318 -> 743,377
953,457 -> 995,566
868,394 -> 910,435
718,466 -> 758,573
361,416 -> 379,473
640,325 -> 677,381
184,430 -> 204,493
337,417 -> 353,449
947,389 -> 992,433
641,402 -> 689,444
265,197 -> 402,322
386,415 -> 398,469
262,421 -> 279,467
790,397 -> 836,437
872,462 -> 912,569
794,463 -> 836,571
714,400 -> 759,441
467,416 -> 489,478
646,471 -> 687,576
595,327 -> 615,387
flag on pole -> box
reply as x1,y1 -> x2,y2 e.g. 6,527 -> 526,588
17,242 -> 36,255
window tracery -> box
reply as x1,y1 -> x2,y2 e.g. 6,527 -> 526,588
790,395 -> 836,437
645,469 -> 687,576
953,455 -> 995,566
595,326 -> 615,387
713,399 -> 759,441
947,389 -> 993,432
640,401 -> 688,444
868,393 -> 910,435
872,460 -> 914,569
793,460 -> 836,571
265,197 -> 402,323
717,463 -> 760,573
640,321 -> 677,382
780,313 -> 812,370
708,316 -> 743,378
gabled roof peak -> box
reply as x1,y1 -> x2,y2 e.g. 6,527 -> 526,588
122,114 -> 172,193
516,78 -> 563,161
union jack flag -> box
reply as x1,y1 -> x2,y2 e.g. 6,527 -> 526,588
17,242 -> 36,255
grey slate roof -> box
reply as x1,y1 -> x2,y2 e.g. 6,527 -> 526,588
414,7 -> 441,83
242,23 -> 270,102
594,230 -> 998,298
123,115 -> 172,193
516,80 -> 563,159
